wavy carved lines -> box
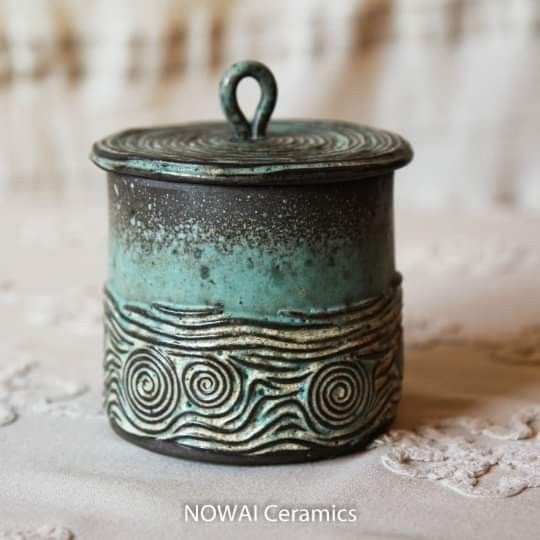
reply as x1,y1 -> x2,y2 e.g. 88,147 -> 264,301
104,286 -> 401,361
104,282 -> 403,455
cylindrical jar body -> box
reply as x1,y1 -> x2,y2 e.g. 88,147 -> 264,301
104,171 -> 403,464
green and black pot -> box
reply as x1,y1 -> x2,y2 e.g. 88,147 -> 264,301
90,60 -> 413,465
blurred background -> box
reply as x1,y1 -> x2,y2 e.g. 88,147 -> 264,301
0,0 -> 538,209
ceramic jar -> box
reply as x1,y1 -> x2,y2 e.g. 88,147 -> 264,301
90,60 -> 413,464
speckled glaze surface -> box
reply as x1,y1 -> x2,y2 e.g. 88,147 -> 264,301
91,60 -> 413,464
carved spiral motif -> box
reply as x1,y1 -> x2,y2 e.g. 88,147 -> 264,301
122,348 -> 180,431
308,360 -> 371,429
93,121 -> 411,172
183,358 -> 241,410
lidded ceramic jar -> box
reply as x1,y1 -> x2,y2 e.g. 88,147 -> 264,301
90,60 -> 413,464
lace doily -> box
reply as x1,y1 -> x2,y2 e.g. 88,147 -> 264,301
0,359 -> 102,427
376,407 -> 540,498
0,525 -> 74,540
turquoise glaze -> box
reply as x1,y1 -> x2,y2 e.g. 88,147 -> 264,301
107,182 -> 394,320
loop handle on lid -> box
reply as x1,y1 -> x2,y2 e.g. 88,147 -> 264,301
219,60 -> 278,141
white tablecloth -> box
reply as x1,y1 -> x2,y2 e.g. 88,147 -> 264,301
1,195 -> 539,539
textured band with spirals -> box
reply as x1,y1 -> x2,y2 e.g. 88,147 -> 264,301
104,281 -> 403,455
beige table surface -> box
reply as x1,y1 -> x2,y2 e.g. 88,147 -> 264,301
1,194 -> 539,540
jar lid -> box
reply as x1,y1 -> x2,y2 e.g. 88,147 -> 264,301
91,61 -> 413,185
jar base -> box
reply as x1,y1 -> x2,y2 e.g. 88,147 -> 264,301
109,418 -> 395,466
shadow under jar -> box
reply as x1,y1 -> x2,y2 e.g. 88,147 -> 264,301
90,60 -> 413,465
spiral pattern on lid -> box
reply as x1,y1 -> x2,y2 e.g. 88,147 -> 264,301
91,120 -> 412,184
